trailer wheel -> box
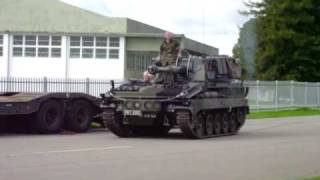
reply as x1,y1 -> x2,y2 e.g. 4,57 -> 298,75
35,100 -> 63,134
66,100 -> 93,132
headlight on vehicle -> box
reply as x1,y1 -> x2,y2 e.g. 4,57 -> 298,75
144,102 -> 153,110
134,102 -> 141,109
125,101 -> 133,109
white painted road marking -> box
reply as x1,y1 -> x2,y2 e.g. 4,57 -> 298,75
7,145 -> 133,157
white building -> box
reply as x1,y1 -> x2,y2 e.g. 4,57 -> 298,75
0,0 -> 218,80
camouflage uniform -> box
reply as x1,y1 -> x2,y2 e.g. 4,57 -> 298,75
160,39 -> 180,66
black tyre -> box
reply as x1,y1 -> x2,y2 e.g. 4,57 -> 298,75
66,100 -> 93,132
35,100 -> 64,134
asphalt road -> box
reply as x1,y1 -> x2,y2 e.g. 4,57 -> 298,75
1,116 -> 320,180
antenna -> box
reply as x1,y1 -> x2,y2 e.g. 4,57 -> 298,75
201,6 -> 205,43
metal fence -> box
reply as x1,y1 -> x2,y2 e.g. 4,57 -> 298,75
0,77 -> 319,111
245,81 -> 320,111
0,77 -> 121,97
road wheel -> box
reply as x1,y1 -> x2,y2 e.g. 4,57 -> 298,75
229,112 -> 237,133
213,113 -> 222,135
192,114 -> 205,138
35,100 -> 63,134
205,114 -> 214,136
237,108 -> 246,128
66,100 -> 93,132
222,112 -> 229,134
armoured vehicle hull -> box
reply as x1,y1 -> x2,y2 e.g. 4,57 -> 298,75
101,55 -> 249,139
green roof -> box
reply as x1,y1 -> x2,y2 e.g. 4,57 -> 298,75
0,0 -> 218,55
0,0 -> 127,34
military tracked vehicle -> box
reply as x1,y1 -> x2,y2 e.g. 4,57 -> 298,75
100,54 -> 249,139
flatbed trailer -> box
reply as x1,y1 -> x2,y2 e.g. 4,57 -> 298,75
0,92 -> 102,134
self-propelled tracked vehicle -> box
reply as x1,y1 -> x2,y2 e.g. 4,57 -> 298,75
101,55 -> 249,139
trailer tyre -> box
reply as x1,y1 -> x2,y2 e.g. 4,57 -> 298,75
66,100 -> 93,132
35,100 -> 64,134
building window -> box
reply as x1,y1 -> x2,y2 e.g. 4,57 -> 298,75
82,37 -> 94,47
96,37 -> 107,47
109,49 -> 119,59
13,35 -> 23,45
0,35 -> 3,57
109,37 -> 120,47
38,36 -> 49,46
38,48 -> 49,57
70,36 -> 80,46
70,48 -> 80,58
12,35 -> 62,58
96,49 -> 107,59
82,48 -> 93,58
51,48 -> 61,58
25,36 -> 36,45
52,36 -> 61,46
13,47 -> 23,57
25,47 -> 36,57
126,51 -> 158,72
69,36 -> 120,59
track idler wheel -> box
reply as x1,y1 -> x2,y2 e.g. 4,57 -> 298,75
104,111 -> 133,138
229,112 -> 238,133
178,110 -> 205,139
237,108 -> 246,128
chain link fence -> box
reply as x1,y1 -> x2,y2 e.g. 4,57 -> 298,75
1,77 -> 319,111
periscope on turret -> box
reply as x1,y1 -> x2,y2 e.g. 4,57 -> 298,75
100,52 -> 249,139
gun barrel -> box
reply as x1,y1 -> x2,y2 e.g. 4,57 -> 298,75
153,65 -> 186,74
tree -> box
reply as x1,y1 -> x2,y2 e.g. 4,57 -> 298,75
244,0 -> 320,82
232,19 -> 257,80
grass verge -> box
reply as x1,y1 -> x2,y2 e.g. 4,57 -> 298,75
247,108 -> 320,119
302,177 -> 320,180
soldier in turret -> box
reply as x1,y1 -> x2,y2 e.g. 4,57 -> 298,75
143,32 -> 180,83
160,32 -> 180,66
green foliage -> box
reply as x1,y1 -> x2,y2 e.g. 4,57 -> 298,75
245,0 -> 320,82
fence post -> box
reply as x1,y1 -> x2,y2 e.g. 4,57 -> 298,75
290,80 -> 294,109
256,80 -> 260,112
304,82 -> 308,107
318,82 -> 320,108
86,78 -> 90,94
43,77 -> 48,93
275,80 -> 278,111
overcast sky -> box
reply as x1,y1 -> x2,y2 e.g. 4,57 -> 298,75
60,0 -> 253,55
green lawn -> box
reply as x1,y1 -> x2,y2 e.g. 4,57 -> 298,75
302,177 -> 320,180
247,108 -> 320,119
